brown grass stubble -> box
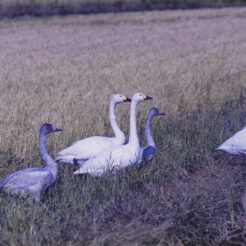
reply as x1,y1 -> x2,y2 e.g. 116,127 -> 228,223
0,7 -> 246,245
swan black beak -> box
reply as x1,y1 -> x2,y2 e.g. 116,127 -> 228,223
55,128 -> 62,132
124,98 -> 131,102
159,112 -> 165,116
145,96 -> 153,100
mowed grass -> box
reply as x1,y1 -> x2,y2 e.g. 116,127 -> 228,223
0,7 -> 246,245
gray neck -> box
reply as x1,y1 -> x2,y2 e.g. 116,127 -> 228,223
39,131 -> 57,180
128,100 -> 140,148
109,100 -> 125,143
145,113 -> 155,147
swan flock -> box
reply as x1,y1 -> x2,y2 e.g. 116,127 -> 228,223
73,93 -> 153,176
0,92 -> 164,200
1,91 -> 242,201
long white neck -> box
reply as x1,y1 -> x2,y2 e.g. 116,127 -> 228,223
39,131 -> 57,180
128,99 -> 140,148
109,100 -> 125,144
145,113 -> 155,147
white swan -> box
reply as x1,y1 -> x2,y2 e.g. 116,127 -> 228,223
73,92 -> 152,177
216,126 -> 246,156
56,94 -> 131,167
0,123 -> 62,201
137,107 -> 164,165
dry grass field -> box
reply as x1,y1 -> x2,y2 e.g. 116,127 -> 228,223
0,7 -> 246,245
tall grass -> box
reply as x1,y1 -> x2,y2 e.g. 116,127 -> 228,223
0,7 -> 246,245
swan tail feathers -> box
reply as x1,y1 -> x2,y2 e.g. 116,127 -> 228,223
73,167 -> 102,177
55,154 -> 75,165
73,169 -> 84,175
216,144 -> 246,156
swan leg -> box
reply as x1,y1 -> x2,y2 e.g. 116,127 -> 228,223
73,158 -> 79,168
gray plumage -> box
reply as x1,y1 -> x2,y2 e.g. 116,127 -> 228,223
0,123 -> 62,201
142,146 -> 156,163
137,107 -> 164,164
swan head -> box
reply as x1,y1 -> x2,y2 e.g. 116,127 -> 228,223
41,123 -> 62,135
132,92 -> 153,103
112,94 -> 131,104
149,107 -> 165,117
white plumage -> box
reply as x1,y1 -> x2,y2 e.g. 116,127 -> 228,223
73,92 -> 152,177
216,126 -> 246,156
56,94 -> 130,166
0,123 -> 62,201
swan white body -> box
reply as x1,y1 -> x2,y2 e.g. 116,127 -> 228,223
73,93 -> 152,177
0,123 -> 62,201
56,94 -> 130,166
137,107 -> 164,164
216,126 -> 246,155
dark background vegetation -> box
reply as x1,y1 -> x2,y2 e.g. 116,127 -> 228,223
0,0 -> 246,17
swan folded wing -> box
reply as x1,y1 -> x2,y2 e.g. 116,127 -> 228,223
142,146 -> 156,163
74,145 -> 139,176
0,168 -> 52,192
56,136 -> 116,163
